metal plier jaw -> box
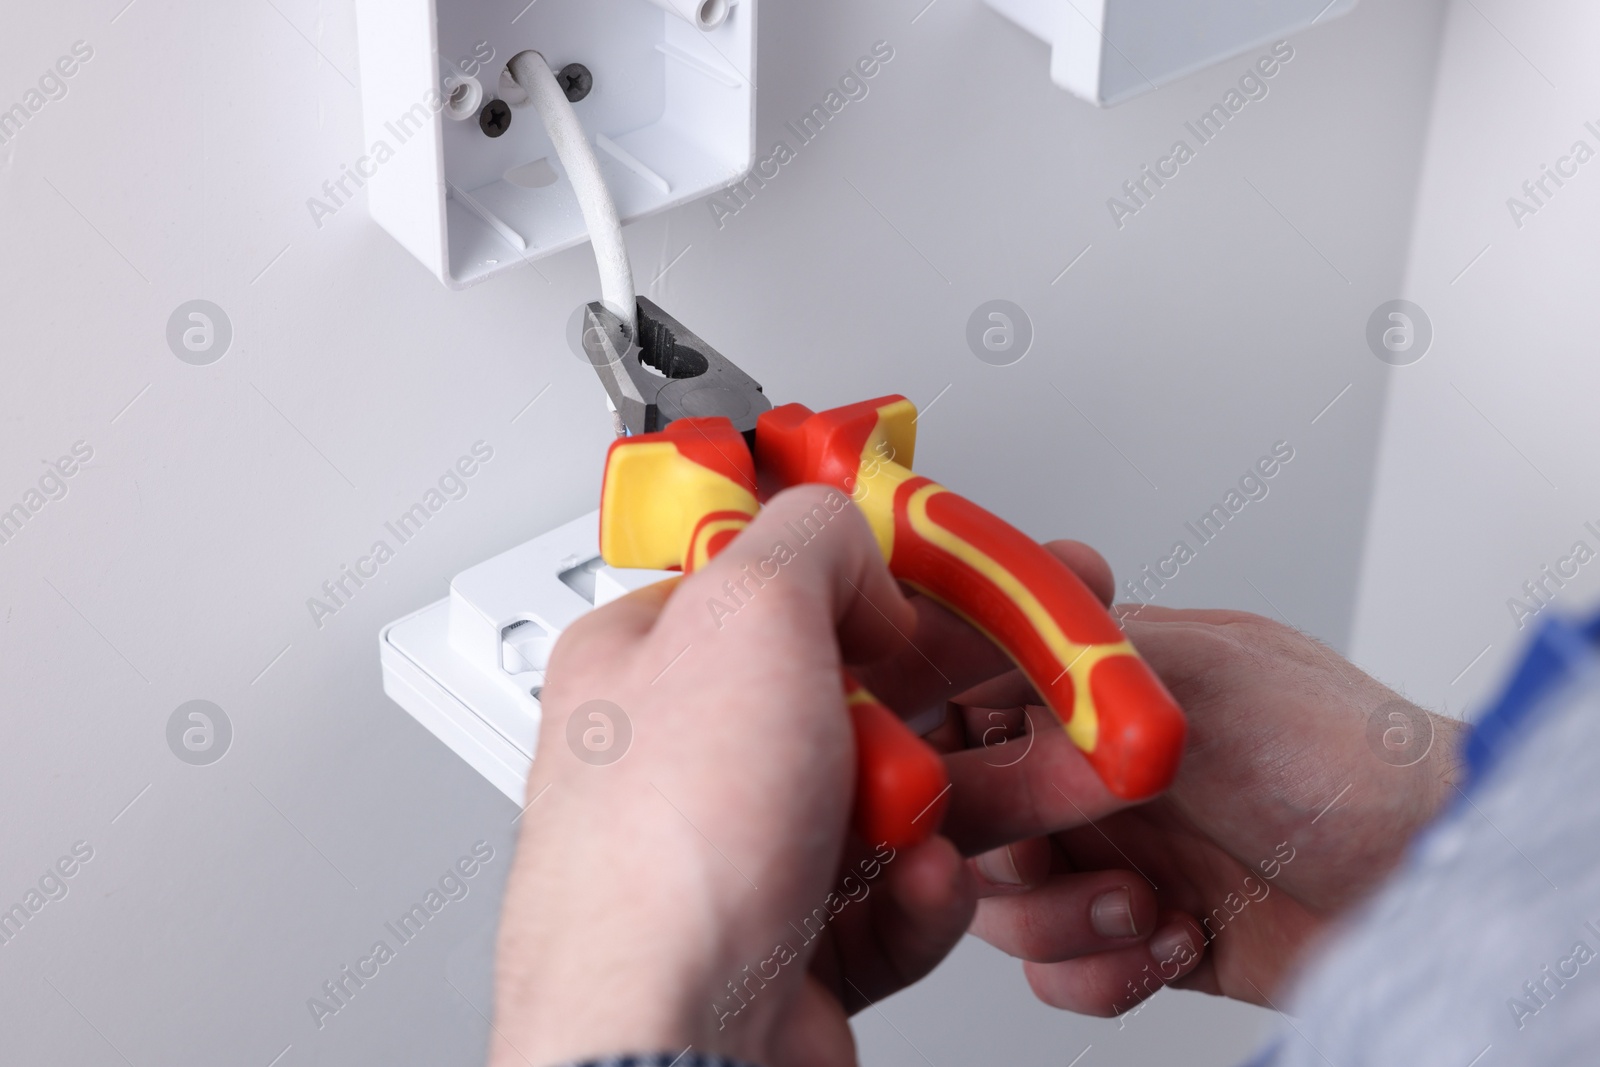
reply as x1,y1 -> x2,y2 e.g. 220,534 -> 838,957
581,296 -> 772,441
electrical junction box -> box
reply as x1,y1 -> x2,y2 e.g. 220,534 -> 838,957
983,0 -> 1356,106
353,0 -> 756,288
380,510 -> 674,801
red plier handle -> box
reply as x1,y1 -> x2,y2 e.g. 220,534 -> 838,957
756,396 -> 1187,800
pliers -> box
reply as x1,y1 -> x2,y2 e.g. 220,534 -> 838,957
584,298 -> 1187,848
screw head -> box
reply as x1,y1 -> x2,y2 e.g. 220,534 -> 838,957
558,63 -> 593,103
479,99 -> 512,137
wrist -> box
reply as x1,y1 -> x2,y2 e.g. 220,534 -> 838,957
494,940 -> 745,1067
493,895 -> 780,1067
1420,711 -> 1469,821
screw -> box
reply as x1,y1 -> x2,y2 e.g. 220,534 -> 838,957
558,63 -> 593,103
479,99 -> 512,138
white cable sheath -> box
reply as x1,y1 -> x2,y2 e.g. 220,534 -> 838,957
508,50 -> 637,340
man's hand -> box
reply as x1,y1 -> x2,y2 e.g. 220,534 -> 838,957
491,488 -> 977,1067
919,543 -> 1464,1016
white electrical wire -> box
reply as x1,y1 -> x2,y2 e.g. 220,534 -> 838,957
508,50 -> 637,341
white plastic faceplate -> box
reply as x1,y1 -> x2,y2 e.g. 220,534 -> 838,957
983,0 -> 1358,106
380,510 -> 674,801
354,0 -> 756,288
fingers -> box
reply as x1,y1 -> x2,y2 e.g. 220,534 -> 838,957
940,706 -> 1128,856
951,672 -> 1038,719
826,835 -> 977,1014
544,577 -> 676,674
867,836 -> 977,991
1021,912 -> 1206,1017
851,594 -> 1017,723
1041,540 -> 1115,607
968,837 -> 1052,895
925,681 -> 1032,756
970,871 -> 1159,961
672,485 -> 916,664
942,698 -> 1045,755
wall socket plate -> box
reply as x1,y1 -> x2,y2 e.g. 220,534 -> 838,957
382,509 -> 948,800
354,0 -> 756,289
380,510 -> 673,801
984,0 -> 1356,106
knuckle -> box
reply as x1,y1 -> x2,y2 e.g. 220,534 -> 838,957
1228,613 -> 1329,670
1004,902 -> 1043,959
1225,611 -> 1296,649
1167,618 -> 1266,680
1013,906 -> 1055,961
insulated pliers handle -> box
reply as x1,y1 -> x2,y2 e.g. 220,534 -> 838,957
756,396 -> 1187,800
597,417 -> 951,849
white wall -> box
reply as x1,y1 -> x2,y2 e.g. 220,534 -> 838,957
1351,0 -> 1600,718
0,0 -> 1446,1063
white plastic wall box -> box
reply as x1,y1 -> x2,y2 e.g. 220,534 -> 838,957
983,0 -> 1357,106
354,0 -> 756,288
381,510 -> 674,801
